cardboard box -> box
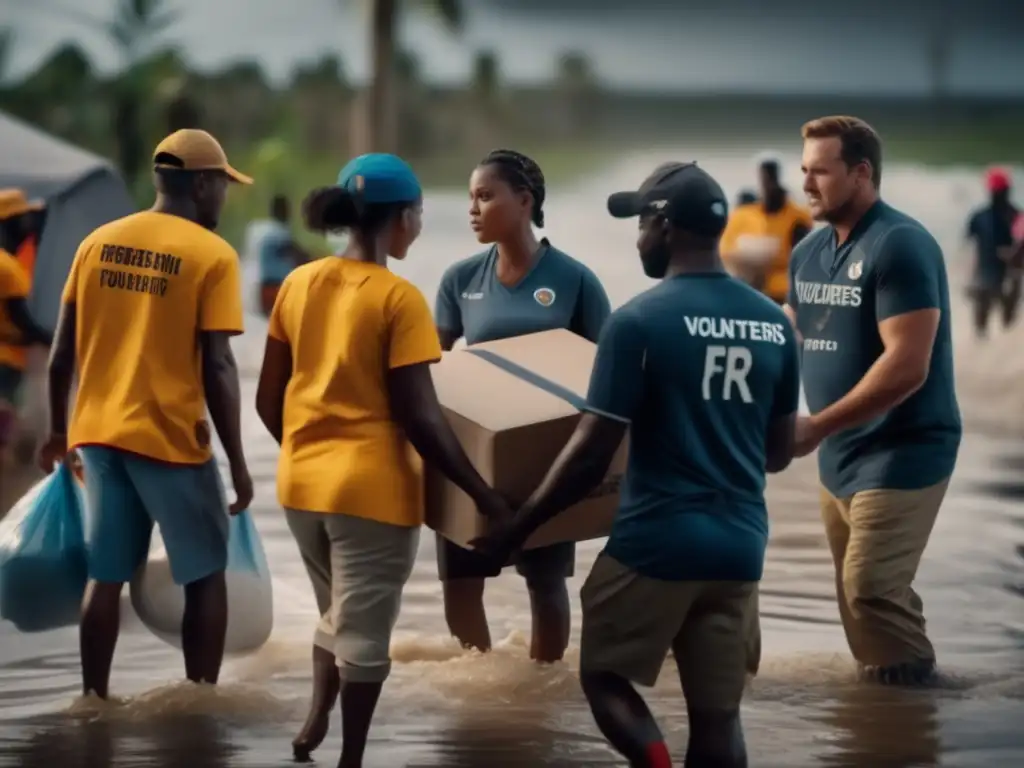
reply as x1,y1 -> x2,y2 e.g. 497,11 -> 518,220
425,329 -> 628,550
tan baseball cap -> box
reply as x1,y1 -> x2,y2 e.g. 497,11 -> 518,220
0,189 -> 45,220
153,129 -> 253,185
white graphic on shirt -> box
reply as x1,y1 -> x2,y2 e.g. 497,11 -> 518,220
794,280 -> 862,308
682,316 -> 787,346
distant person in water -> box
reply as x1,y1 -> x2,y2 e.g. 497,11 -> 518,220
433,148 -> 611,662
721,156 -> 813,303
255,153 -> 512,767
39,129 -> 253,700
0,190 -> 52,470
258,194 -> 309,317
964,168 -> 1020,338
787,116 -> 961,685
474,161 -> 800,768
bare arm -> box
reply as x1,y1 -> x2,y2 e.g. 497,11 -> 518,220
487,308 -> 640,547
437,328 -> 460,352
766,413 -> 797,473
201,331 -> 251,511
387,362 -> 502,513
500,413 -> 625,544
255,334 -> 291,445
765,318 -> 800,472
46,302 -> 76,436
813,308 -> 938,437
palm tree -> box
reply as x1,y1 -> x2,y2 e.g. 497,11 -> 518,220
108,0 -> 178,189
9,0 -> 178,189
357,0 -> 462,153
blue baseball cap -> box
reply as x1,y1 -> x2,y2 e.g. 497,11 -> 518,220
337,153 -> 422,204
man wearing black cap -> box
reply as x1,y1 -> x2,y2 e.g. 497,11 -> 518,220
472,162 -> 801,768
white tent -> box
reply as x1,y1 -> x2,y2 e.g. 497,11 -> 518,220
0,110 -> 134,331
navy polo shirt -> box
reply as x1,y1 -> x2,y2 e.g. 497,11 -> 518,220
434,240 -> 610,345
585,273 -> 801,582
788,202 -> 961,497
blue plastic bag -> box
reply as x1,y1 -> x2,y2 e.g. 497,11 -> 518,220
130,509 -> 274,653
0,464 -> 88,632
227,508 -> 270,575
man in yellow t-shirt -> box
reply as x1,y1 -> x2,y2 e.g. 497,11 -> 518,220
37,129 -> 254,700
721,157 -> 813,304
0,195 -> 52,465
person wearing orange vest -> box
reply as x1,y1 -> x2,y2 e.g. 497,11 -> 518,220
0,189 -> 45,283
0,190 -> 52,469
721,157 -> 813,304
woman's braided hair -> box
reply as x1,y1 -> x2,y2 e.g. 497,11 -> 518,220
480,149 -> 546,228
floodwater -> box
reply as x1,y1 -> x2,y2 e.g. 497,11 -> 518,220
0,150 -> 1022,767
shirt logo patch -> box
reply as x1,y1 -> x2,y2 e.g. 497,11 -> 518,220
847,260 -> 863,280
461,292 -> 484,300
533,287 -> 556,307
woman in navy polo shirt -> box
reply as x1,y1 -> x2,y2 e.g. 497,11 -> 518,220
434,149 -> 611,662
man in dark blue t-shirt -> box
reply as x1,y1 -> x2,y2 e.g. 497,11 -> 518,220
473,161 -> 800,768
787,116 -> 962,686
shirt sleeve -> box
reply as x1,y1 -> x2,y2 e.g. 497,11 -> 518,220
433,263 -> 463,338
199,249 -> 245,334
772,319 -> 801,418
572,267 -> 612,343
786,241 -> 805,310
267,276 -> 291,342
0,252 -> 31,300
584,308 -> 646,423
874,226 -> 944,322
389,281 -> 443,369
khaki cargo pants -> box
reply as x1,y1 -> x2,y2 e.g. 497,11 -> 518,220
820,479 -> 949,666
580,553 -> 755,712
286,509 -> 420,683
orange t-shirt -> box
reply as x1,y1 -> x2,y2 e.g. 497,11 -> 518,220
268,258 -> 442,525
720,200 -> 813,303
64,211 -> 244,463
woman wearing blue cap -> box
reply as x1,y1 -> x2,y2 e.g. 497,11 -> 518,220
255,154 -> 512,767
434,149 -> 612,663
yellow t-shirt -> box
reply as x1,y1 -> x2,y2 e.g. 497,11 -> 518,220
0,249 -> 31,371
720,200 -> 813,302
269,258 -> 443,526
63,211 -> 244,463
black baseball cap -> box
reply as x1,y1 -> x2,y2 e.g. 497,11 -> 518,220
607,161 -> 729,237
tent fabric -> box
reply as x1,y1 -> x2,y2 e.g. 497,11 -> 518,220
0,110 -> 134,331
